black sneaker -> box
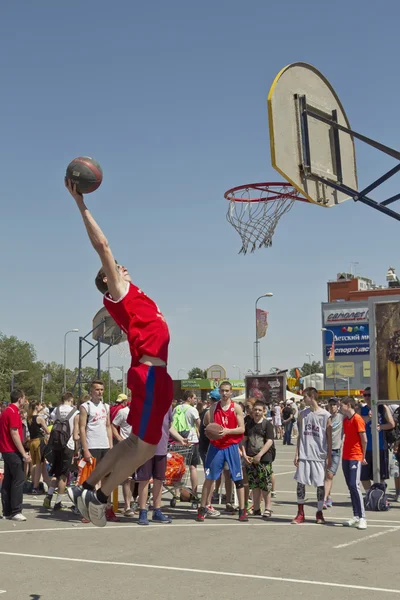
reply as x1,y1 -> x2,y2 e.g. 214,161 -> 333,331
196,507 -> 207,522
78,490 -> 107,527
53,502 -> 67,511
67,485 -> 83,507
238,509 -> 249,522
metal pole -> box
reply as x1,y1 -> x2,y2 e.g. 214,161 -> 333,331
347,378 -> 350,395
255,299 -> 260,374
78,337 -> 83,399
63,333 -> 67,393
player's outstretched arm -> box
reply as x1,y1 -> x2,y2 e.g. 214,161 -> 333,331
65,179 -> 126,299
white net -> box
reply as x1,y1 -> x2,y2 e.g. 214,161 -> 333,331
115,340 -> 130,358
226,183 -> 300,254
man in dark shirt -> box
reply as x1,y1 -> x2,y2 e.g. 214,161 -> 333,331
242,400 -> 275,519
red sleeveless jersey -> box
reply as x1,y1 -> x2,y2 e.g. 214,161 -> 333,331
211,401 -> 243,449
104,283 -> 170,365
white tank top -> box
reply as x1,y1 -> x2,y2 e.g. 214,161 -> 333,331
83,400 -> 110,449
299,407 -> 330,461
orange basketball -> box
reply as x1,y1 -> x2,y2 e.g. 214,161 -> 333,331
205,422 -> 223,441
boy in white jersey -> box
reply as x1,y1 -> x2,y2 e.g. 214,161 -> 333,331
292,387 -> 332,525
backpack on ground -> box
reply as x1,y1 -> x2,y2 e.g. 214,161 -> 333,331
364,482 -> 389,511
172,405 -> 190,438
48,407 -> 76,451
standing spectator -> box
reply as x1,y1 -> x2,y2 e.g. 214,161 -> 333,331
43,393 -> 78,510
360,387 -> 394,491
77,380 -> 117,522
111,401 -> 134,516
198,390 -> 221,517
196,381 -> 247,522
282,400 -> 295,446
110,393 -> 127,444
172,390 -> 201,504
272,402 -> 282,440
292,387 -> 332,525
341,396 -> 368,529
323,398 -> 343,509
242,400 -> 275,519
0,389 -> 32,521
27,401 -> 51,494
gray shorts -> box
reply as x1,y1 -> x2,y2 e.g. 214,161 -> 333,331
294,459 -> 325,487
327,449 -> 341,475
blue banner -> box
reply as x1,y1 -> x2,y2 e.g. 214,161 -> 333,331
325,344 -> 369,357
324,324 -> 369,345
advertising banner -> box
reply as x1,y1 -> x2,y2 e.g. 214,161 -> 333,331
371,299 -> 400,400
256,309 -> 268,339
245,374 -> 286,405
325,362 -> 355,378
324,345 -> 369,357
323,325 -> 369,345
323,307 -> 369,325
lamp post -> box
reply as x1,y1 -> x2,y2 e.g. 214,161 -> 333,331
338,376 -> 350,395
232,365 -> 241,380
322,328 -> 336,396
255,293 -> 273,374
63,329 -> 79,392
306,353 -> 315,386
110,366 -> 125,395
11,370 -> 28,391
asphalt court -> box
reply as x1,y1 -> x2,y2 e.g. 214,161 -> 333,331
1,445 -> 400,599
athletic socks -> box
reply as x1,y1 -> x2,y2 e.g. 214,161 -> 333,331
96,488 -> 108,504
47,487 -> 55,497
55,494 -> 65,505
82,481 -> 95,491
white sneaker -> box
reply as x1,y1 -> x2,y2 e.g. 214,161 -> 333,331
343,516 -> 360,527
358,518 -> 367,530
11,513 -> 26,522
206,505 -> 221,518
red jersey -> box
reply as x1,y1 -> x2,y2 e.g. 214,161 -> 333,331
343,413 -> 366,461
0,404 -> 23,453
211,401 -> 243,449
104,283 -> 170,365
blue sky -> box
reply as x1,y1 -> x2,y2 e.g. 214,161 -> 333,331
1,0 -> 400,382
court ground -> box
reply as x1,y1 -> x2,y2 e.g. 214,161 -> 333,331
1,444 -> 400,599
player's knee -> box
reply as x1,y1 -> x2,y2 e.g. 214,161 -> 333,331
234,479 -> 244,490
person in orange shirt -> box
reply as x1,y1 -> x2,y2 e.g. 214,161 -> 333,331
341,397 -> 368,530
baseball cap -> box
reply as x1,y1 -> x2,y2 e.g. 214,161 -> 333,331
209,390 -> 220,401
116,393 -> 128,403
286,399 -> 292,405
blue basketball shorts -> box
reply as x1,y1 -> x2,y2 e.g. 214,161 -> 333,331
204,443 -> 243,482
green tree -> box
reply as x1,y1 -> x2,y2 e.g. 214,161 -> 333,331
290,361 -> 323,378
187,367 -> 207,379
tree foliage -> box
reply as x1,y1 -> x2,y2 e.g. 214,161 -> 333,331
187,367 -> 207,379
290,361 -> 323,378
0,332 -> 124,404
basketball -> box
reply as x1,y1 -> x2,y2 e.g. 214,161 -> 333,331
179,489 -> 192,502
65,156 -> 103,194
205,422 -> 223,441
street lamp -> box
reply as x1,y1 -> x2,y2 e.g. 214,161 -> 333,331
11,369 -> 28,391
63,329 -> 79,392
322,327 -> 336,396
255,293 -> 273,374
232,365 -> 241,379
306,353 -> 315,386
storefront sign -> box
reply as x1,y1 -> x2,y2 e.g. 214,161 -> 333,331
325,345 -> 369,357
325,362 -> 355,378
323,307 -> 369,325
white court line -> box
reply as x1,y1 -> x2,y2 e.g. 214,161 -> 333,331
0,519 -> 396,535
334,527 -> 400,549
0,551 -> 398,594
273,470 -> 296,476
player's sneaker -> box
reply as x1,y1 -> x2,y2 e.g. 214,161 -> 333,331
316,511 -> 325,524
53,502 -> 68,511
196,507 -> 207,522
357,518 -> 367,530
138,509 -> 149,525
106,507 -> 120,522
326,496 -> 333,508
291,511 -> 305,524
343,516 -> 360,527
67,485 -> 83,507
271,491 -> 276,498
79,489 -> 107,527
11,513 -> 26,522
225,503 -> 237,514
206,505 -> 220,518
43,496 -> 52,510
238,509 -> 248,522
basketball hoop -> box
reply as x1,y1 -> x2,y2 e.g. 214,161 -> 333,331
225,182 -> 304,254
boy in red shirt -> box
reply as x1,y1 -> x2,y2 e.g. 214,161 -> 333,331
65,180 -> 173,527
341,397 -> 368,530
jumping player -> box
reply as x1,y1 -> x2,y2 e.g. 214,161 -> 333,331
292,387 -> 332,525
65,180 -> 173,527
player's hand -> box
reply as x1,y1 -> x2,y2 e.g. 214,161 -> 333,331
377,425 -> 381,432
252,454 -> 261,465
362,458 -> 368,466
24,453 -> 32,463
243,455 -> 252,465
180,438 -> 189,446
65,178 -> 84,204
326,456 -> 332,470
294,454 -> 299,467
219,428 -> 229,437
